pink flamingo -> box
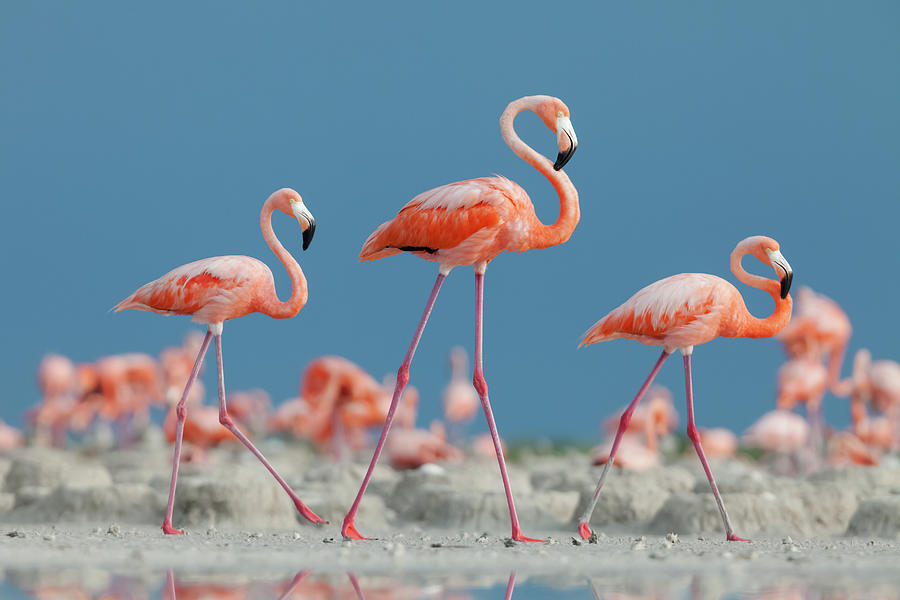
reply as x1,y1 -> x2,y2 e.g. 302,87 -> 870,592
443,347 -> 479,424
114,187 -> 325,534
300,356 -> 393,458
386,421 -> 463,470
576,235 -> 793,541
698,427 -> 738,458
344,94 -> 579,542
778,286 -> 851,388
840,349 -> 900,450
742,410 -> 809,454
776,356 -> 828,452
590,434 -> 659,471
602,384 -> 678,452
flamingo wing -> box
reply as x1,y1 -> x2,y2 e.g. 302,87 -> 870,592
114,256 -> 268,321
359,177 -> 526,261
580,273 -> 731,348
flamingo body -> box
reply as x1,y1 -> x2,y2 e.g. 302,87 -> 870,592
115,256 -> 279,324
360,177 -> 552,270
581,274 -> 749,352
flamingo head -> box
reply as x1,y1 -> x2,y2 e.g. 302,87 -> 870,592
526,96 -> 578,171
740,236 -> 793,299
271,188 -> 316,250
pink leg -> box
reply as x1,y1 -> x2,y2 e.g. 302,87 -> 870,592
277,570 -> 311,600
683,354 -> 747,541
348,573 -> 365,600
162,330 -> 212,535
577,349 -> 669,539
472,271 -> 541,542
213,333 -> 326,525
164,570 -> 176,600
342,273 -> 446,540
504,572 -> 517,600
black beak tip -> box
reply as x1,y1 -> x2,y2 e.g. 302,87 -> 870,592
302,221 -> 316,251
553,148 -> 575,171
780,271 -> 793,299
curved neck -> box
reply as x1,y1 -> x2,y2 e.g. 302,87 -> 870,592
259,199 -> 308,319
500,98 -> 580,249
729,248 -> 792,338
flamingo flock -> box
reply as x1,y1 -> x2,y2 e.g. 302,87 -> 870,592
13,94 -> 895,547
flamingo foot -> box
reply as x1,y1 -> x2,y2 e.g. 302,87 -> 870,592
342,518 -> 374,541
577,521 -> 592,540
727,533 -> 751,542
511,527 -> 545,543
162,521 -> 184,535
294,499 -> 328,525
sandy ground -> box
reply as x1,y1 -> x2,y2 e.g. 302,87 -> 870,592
2,432 -> 900,596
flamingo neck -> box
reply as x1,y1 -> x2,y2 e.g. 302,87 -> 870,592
259,198 -> 308,319
500,98 -> 580,250
729,247 -> 792,339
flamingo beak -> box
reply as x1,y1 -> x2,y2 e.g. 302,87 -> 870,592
554,116 -> 578,171
291,199 -> 316,251
302,219 -> 315,251
766,249 -> 793,299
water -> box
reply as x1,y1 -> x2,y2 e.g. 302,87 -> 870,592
2,568 -> 899,599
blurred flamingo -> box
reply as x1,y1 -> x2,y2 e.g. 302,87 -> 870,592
472,432 -> 505,459
442,347 -> 479,428
742,410 -> 810,454
602,385 -> 678,452
577,235 -> 794,541
386,421 -> 463,470
828,431 -> 880,466
839,349 -> 900,451
778,286 -> 851,389
33,354 -> 80,445
300,356 -> 392,459
114,187 -> 324,534
226,388 -> 272,436
346,94 -> 580,542
590,433 -> 659,471
160,331 -> 207,404
0,420 -> 24,449
776,356 -> 828,452
698,427 -> 738,458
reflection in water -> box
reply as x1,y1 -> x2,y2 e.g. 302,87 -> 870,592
5,568 -> 900,599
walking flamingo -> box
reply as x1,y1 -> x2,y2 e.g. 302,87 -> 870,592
344,94 -> 579,541
114,188 -> 324,534
576,235 -> 793,541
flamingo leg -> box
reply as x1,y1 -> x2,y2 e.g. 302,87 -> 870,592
277,571 -> 311,600
213,333 -> 326,525
472,271 -> 541,542
683,353 -> 747,541
577,349 -> 669,539
342,272 -> 446,540
348,573 -> 365,600
165,570 -> 176,600
504,572 -> 517,600
162,330 -> 212,535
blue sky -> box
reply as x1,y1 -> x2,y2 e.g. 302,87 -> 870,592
1,2 -> 898,440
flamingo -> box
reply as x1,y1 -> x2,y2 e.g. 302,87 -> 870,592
386,421 -> 463,470
343,94 -> 579,542
778,286 -> 851,389
698,427 -> 739,458
113,187 -> 325,534
576,235 -> 794,541
443,347 -> 479,424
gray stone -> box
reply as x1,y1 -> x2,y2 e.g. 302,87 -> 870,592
3,450 -> 112,493
847,497 -> 900,537
173,466 -> 298,530
12,483 -> 163,524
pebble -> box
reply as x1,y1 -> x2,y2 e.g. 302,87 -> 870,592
42,534 -> 55,541
6,530 -> 25,538
666,532 -> 679,544
107,523 -> 121,537
292,532 -> 302,540
782,536 -> 793,545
